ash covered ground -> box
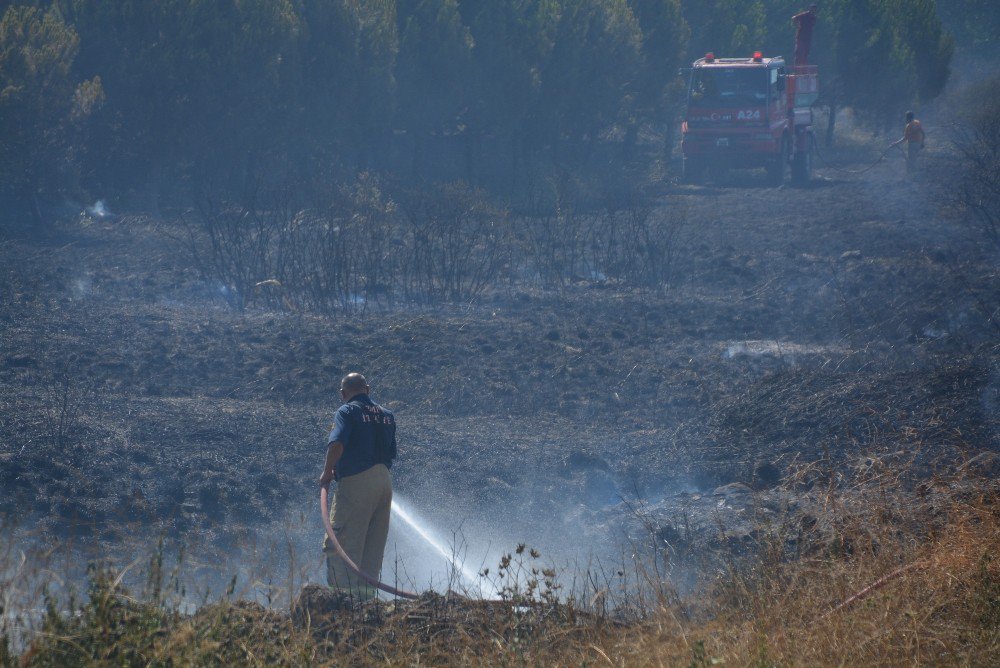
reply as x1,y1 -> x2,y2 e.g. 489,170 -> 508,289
1,148 -> 998,601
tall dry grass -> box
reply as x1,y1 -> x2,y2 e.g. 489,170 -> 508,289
616,478 -> 1000,666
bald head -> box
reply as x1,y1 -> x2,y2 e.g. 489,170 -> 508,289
340,373 -> 370,400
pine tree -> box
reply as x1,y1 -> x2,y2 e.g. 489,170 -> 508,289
0,5 -> 102,229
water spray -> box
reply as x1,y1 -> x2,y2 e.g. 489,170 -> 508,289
390,498 -> 494,597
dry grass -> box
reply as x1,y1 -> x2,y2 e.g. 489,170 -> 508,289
4,470 -> 998,666
619,481 -> 1000,666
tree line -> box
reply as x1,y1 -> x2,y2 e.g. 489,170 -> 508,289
0,0 -> 963,228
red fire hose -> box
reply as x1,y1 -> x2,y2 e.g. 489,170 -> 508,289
320,485 -> 420,599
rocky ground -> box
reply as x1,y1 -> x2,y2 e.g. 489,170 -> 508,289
1,143 -> 998,600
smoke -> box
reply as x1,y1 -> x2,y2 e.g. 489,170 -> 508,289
85,200 -> 112,219
387,496 -> 499,598
724,340 -> 844,366
71,275 -> 92,299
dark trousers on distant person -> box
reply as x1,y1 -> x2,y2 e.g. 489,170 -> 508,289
323,463 -> 392,599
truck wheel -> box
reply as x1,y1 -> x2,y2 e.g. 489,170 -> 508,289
682,157 -> 704,184
792,137 -> 813,185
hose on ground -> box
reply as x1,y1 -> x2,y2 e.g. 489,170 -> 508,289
819,560 -> 927,619
812,139 -> 902,176
320,484 -> 420,599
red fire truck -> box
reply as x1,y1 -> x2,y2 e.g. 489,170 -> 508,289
680,51 -> 818,185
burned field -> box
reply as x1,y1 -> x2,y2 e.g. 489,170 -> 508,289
1,151 -> 998,608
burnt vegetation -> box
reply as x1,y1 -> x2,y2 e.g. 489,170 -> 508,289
182,177 -> 686,311
2,0 -> 1000,665
949,73 -> 1000,251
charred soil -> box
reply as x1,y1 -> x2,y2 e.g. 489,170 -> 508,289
1,148 -> 998,596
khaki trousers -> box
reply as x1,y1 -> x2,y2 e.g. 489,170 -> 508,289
324,463 -> 392,598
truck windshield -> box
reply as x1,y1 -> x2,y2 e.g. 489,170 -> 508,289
689,68 -> 768,108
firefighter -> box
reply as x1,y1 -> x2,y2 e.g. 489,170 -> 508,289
792,4 -> 818,67
891,111 -> 926,175
319,373 -> 397,599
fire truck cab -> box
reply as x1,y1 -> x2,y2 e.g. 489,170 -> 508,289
681,52 -> 817,185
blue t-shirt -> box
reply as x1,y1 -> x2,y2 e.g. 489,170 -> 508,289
326,394 -> 396,480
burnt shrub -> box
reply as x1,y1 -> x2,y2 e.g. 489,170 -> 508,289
950,74 -> 1000,250
184,176 -> 515,311
397,181 -> 514,302
184,175 -> 678,311
185,184 -> 298,310
280,174 -> 398,312
522,187 -> 686,291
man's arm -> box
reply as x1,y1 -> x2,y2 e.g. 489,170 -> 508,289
319,441 -> 344,487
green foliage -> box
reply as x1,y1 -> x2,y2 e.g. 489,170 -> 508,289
63,0 -> 301,200
827,0 -> 907,129
397,0 -> 473,137
937,0 -> 1000,57
890,0 -> 953,104
625,0 -> 688,157
540,0 -> 643,146
461,1 -> 556,137
630,0 -> 689,113
682,0 -> 768,58
0,4 -> 100,229
26,567 -> 171,666
820,0 -> 952,129
396,0 -> 474,180
688,639 -> 709,667
288,0 -> 371,173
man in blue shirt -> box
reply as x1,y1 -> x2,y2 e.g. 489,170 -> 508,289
319,373 -> 397,598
